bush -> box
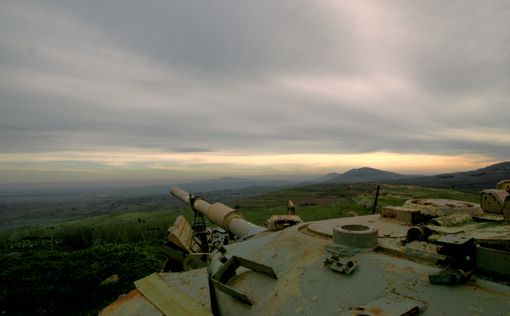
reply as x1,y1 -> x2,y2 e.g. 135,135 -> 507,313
58,226 -> 94,250
0,243 -> 165,316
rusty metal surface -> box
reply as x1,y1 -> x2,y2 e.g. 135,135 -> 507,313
265,214 -> 303,231
100,269 -> 212,316
156,268 -> 211,310
497,180 -> 510,191
166,215 -> 194,252
403,198 -> 483,216
104,186 -> 510,315
338,294 -> 423,315
426,222 -> 510,244
404,241 -> 445,263
99,289 -> 164,316
207,218 -> 510,315
381,206 -> 421,224
102,212 -> 510,315
481,189 -> 509,214
134,273 -> 211,316
307,214 -> 408,239
431,213 -> 473,226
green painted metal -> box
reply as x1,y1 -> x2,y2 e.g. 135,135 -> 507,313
477,246 -> 510,278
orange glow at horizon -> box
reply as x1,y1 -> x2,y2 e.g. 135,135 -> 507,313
0,150 -> 497,179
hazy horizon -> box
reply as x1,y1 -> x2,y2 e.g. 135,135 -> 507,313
1,1 -> 509,186
2,160 -> 507,191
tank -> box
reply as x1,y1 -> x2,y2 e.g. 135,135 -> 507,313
100,183 -> 510,316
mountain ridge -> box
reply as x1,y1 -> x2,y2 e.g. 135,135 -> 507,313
392,161 -> 510,191
316,161 -> 510,192
321,166 -> 413,183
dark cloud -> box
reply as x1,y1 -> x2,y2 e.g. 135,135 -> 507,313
401,1 -> 510,97
38,0 -> 357,78
0,0 -> 509,179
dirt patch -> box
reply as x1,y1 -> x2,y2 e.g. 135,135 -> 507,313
295,196 -> 338,206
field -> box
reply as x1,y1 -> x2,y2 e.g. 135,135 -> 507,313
0,183 -> 479,315
228,183 -> 478,224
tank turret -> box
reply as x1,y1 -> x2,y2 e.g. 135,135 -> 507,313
101,183 -> 510,316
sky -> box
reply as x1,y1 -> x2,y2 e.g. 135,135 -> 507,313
0,1 -> 509,185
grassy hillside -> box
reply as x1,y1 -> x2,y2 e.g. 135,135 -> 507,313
0,211 -> 179,316
0,183 -> 479,315
0,193 -> 177,232
323,167 -> 413,183
226,183 -> 478,225
392,161 -> 510,192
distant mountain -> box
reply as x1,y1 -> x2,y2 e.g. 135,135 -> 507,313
321,167 -> 412,183
177,177 -> 298,192
316,172 -> 341,182
214,177 -> 251,182
393,161 -> 510,192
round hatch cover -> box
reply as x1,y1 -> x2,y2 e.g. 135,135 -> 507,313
332,224 -> 378,248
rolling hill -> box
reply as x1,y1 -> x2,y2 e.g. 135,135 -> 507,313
392,161 -> 510,192
315,162 -> 510,192
321,167 -> 413,183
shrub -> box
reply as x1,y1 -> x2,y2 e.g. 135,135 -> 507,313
58,226 -> 94,250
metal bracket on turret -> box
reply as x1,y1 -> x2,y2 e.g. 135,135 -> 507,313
324,254 -> 357,275
428,235 -> 476,285
211,256 -> 277,307
189,194 -> 209,252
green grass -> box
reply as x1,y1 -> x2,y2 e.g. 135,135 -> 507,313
225,183 -> 478,225
0,210 -> 178,316
1,210 -> 178,245
0,183 -> 479,315
0,243 -> 165,316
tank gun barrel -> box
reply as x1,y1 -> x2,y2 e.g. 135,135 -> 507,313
170,186 -> 264,238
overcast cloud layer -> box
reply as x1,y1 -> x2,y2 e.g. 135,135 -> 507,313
0,1 -> 509,183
